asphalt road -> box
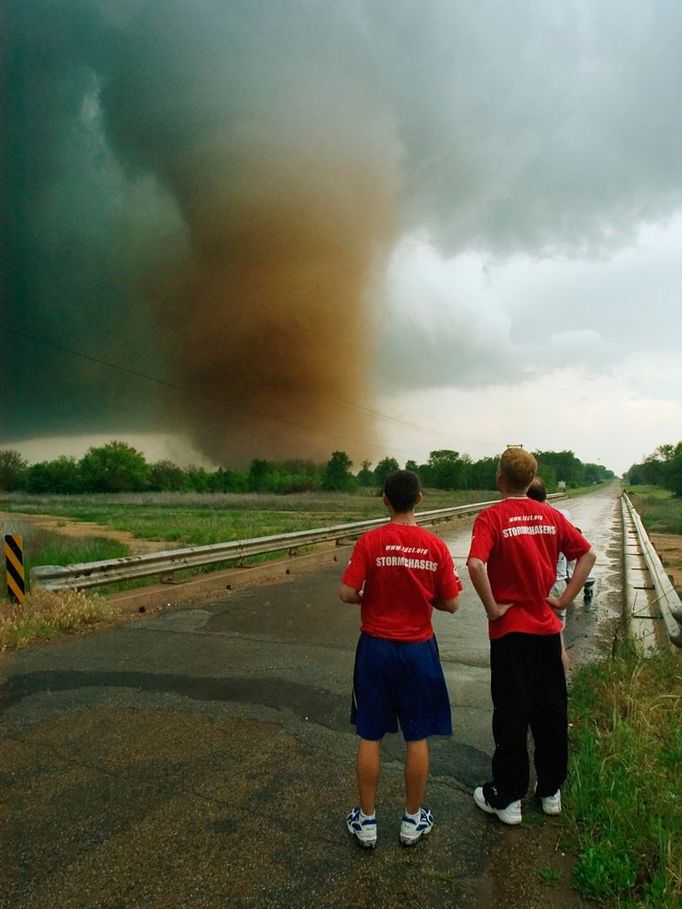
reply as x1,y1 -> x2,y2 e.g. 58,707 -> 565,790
0,485 -> 623,909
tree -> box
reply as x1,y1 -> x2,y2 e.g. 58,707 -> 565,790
356,460 -> 374,487
248,459 -> 274,492
663,442 -> 682,496
25,456 -> 80,493
534,450 -> 581,487
0,449 -> 28,490
469,456 -> 499,490
534,460 -> 557,489
373,456 -> 400,488
427,450 -> 467,490
321,450 -> 356,491
148,459 -> 186,491
275,459 -> 323,493
210,467 -> 248,493
79,441 -> 149,492
186,466 -> 211,492
627,445 -> 672,487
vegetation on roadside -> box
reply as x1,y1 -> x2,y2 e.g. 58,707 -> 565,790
628,486 -> 682,536
0,441 -> 614,495
1,488 -> 497,548
26,531 -> 129,569
1,487 -> 505,602
0,588 -> 112,651
568,641 -> 682,907
627,442 -> 682,497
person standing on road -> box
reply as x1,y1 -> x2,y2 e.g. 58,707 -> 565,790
467,447 -> 596,826
339,469 -> 462,849
526,477 -> 571,671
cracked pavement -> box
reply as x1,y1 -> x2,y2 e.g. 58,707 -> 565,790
0,486 -> 622,908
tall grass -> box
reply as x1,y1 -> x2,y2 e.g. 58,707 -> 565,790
568,641 -> 682,907
27,533 -> 129,568
0,588 -> 112,650
628,487 -> 682,536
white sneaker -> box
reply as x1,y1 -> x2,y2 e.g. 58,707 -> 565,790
473,786 -> 522,825
346,806 -> 377,848
399,807 -> 434,846
541,790 -> 562,815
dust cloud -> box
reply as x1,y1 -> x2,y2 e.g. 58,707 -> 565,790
158,144 -> 398,462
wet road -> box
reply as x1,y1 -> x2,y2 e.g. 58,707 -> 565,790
0,485 -> 623,908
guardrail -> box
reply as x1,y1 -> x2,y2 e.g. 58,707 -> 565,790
622,493 -> 682,647
30,497 -> 510,592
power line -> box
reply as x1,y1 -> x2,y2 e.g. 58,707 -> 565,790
2,324 -> 480,458
1,322 -> 502,455
0,324 -> 368,446
1,262 -> 498,448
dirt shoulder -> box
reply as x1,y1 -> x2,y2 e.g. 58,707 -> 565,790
650,532 -> 682,592
0,510 -> 168,555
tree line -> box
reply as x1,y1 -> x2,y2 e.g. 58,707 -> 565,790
0,442 -> 614,495
626,442 -> 682,496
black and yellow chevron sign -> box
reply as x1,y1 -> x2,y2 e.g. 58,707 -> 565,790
4,534 -> 26,605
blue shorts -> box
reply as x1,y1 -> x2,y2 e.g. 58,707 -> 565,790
350,632 -> 452,741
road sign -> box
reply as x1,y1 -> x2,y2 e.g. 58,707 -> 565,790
4,534 -> 26,604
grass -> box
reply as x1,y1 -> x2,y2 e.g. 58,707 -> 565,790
567,640 -> 682,907
0,588 -> 112,651
0,530 -> 131,603
423,867 -> 457,882
1,488 -> 498,547
536,867 -> 561,885
627,486 -> 682,536
26,532 -> 129,569
1,529 -> 129,598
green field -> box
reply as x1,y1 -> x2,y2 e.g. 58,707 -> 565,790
1,488 -> 499,547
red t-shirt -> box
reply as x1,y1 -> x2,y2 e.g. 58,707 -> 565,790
467,497 -> 591,640
342,522 -> 463,642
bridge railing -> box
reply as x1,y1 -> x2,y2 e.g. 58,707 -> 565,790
30,492 -> 567,594
622,492 -> 682,647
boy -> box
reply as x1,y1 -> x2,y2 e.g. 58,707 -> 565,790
467,448 -> 595,825
339,470 -> 462,848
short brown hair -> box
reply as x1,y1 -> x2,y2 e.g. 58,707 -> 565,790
499,447 -> 537,492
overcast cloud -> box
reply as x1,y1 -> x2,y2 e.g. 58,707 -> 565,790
2,0 -> 682,473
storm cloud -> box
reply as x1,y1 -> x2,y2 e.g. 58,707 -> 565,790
3,1 -> 682,463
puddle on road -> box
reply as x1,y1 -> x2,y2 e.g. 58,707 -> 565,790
564,490 -> 627,667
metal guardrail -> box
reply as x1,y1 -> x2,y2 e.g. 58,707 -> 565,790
30,497 -> 516,592
622,493 -> 682,647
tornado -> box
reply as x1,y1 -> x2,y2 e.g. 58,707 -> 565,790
2,0 -> 400,464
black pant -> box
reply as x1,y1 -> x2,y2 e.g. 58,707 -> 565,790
483,632 -> 567,808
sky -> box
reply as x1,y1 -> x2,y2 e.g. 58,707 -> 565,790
2,0 -> 682,476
